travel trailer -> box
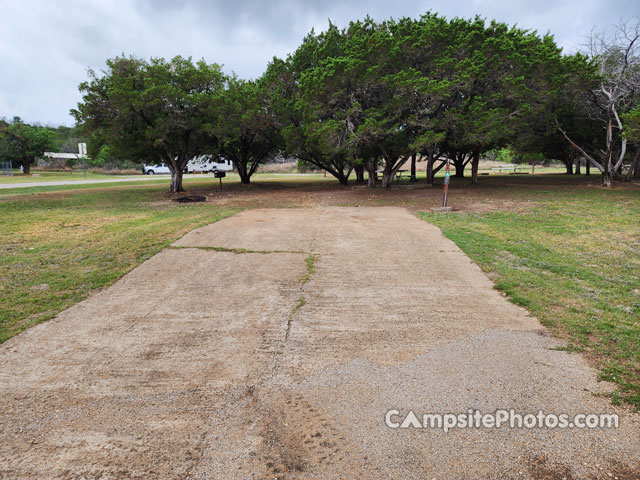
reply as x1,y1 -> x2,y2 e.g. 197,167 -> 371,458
184,156 -> 234,173
142,157 -> 234,175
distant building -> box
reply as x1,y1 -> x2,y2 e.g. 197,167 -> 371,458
37,152 -> 83,168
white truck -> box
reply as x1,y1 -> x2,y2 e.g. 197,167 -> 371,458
184,156 -> 234,173
142,163 -> 171,175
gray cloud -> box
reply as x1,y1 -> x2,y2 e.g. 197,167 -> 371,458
1,0 -> 637,125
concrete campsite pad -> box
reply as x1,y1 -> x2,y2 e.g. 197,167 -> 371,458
1,207 -> 638,479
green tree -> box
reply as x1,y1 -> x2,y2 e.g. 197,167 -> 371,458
211,77 -> 282,184
0,118 -> 56,173
72,55 -> 226,192
266,24 -> 358,186
622,106 -> 640,179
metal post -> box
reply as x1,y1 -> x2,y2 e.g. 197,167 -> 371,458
78,143 -> 88,179
442,158 -> 451,207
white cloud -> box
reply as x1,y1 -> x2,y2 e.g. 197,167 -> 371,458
0,0 -> 637,125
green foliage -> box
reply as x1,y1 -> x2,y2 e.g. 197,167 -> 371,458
72,55 -> 226,192
0,119 -> 57,172
486,148 -> 515,163
65,12 -> 607,188
265,13 -> 579,186
211,77 -> 282,183
622,107 -> 640,143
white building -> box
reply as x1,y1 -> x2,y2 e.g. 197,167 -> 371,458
37,152 -> 83,168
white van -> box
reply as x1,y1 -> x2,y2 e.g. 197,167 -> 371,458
185,156 -> 234,173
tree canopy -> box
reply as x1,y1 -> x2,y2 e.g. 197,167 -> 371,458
71,13 -> 639,190
211,77 -> 282,184
0,118 -> 57,173
72,55 -> 226,192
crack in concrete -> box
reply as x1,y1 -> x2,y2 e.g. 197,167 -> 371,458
285,254 -> 317,341
168,245 -> 306,255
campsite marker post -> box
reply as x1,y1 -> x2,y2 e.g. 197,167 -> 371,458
78,143 -> 87,179
442,158 -> 451,207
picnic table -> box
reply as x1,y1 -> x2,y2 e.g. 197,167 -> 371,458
491,165 -> 525,173
394,169 -> 411,181
372,169 -> 415,182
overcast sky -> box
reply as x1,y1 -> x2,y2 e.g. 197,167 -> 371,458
0,0 -> 636,126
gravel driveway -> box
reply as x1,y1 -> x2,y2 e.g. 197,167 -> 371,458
1,207 -> 638,479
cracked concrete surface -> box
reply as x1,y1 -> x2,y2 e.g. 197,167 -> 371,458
1,207 -> 638,479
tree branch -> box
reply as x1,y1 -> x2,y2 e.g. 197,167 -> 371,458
555,119 -> 605,173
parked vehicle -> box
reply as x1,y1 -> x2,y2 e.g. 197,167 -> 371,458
142,163 -> 171,175
184,156 -> 234,173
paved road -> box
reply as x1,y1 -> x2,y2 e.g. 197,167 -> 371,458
1,207 -> 638,479
0,173 -> 318,189
0,176 -> 169,189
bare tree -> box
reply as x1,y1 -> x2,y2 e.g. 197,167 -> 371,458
557,17 -> 640,187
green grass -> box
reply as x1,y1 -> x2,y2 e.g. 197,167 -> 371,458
0,166 -> 568,193
0,172 -> 337,196
301,254 -> 318,285
419,188 -> 640,409
0,186 -> 237,342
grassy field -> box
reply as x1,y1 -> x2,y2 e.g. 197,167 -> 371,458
0,172 -> 334,196
420,188 -> 640,408
1,172 -> 638,408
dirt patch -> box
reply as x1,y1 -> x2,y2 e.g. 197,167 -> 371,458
151,173 -> 635,215
173,195 -> 207,203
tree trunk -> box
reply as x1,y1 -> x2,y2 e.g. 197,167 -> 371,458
453,154 -> 466,178
565,161 -> 573,175
380,155 -> 410,188
381,169 -> 394,188
586,159 -> 590,176
410,153 -> 416,182
625,148 -> 640,181
233,159 -> 252,184
22,161 -> 31,174
169,168 -> 185,193
575,158 -> 581,175
354,164 -> 365,184
471,150 -> 480,185
426,151 -> 434,185
602,151 -> 613,186
364,157 -> 378,188
367,170 -> 377,187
